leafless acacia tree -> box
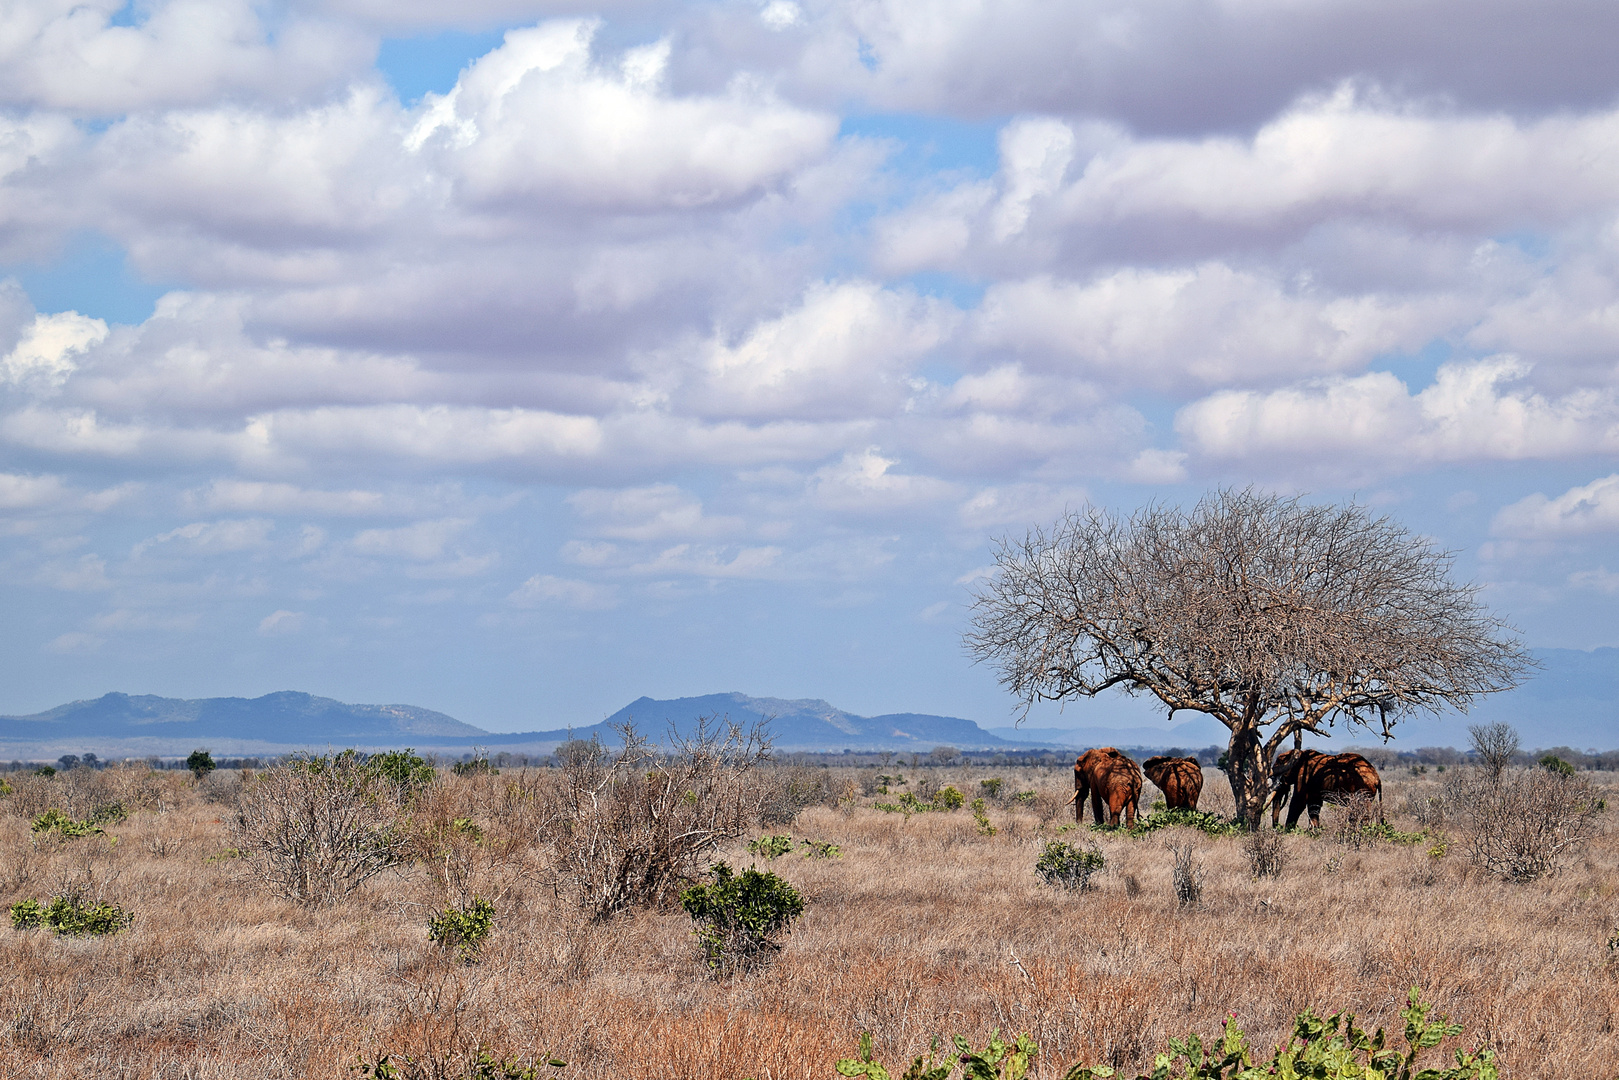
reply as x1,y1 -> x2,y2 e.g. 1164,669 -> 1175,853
1468,721 -> 1520,780
966,489 -> 1531,827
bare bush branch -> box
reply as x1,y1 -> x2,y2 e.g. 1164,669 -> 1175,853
541,716 -> 773,920
233,755 -> 410,906
1468,722 -> 1520,781
1445,766 -> 1602,881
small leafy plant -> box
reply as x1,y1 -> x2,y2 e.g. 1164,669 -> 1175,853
1035,840 -> 1105,891
31,809 -> 107,840
427,896 -> 495,962
187,749 -> 216,780
680,861 -> 804,977
748,834 -> 795,859
837,989 -> 1495,1080
971,798 -> 996,836
799,839 -> 842,860
1122,809 -> 1243,838
934,786 -> 965,811
11,889 -> 132,937
837,1029 -> 1037,1080
1060,986 -> 1496,1079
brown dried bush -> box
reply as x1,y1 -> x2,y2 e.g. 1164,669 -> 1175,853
232,754 -> 412,905
1445,765 -> 1603,881
540,718 -> 772,920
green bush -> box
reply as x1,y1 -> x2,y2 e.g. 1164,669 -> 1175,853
11,890 -> 132,937
1539,754 -> 1576,777
32,765 -> 55,778
748,834 -> 795,859
452,754 -> 497,776
837,989 -> 1496,1080
935,786 -> 965,811
31,808 -> 106,839
1035,840 -> 1105,891
187,749 -> 215,780
799,839 -> 842,860
979,778 -> 1004,800
1061,987 -> 1495,1079
837,1029 -> 1035,1080
971,798 -> 996,836
427,896 -> 495,962
680,861 -> 804,977
1122,809 -> 1243,837
364,749 -> 437,791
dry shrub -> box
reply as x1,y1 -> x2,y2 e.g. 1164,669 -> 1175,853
1169,841 -> 1202,906
1445,766 -> 1602,881
758,765 -> 833,825
1243,828 -> 1286,878
541,718 -> 772,920
1329,791 -> 1379,849
232,755 -> 411,905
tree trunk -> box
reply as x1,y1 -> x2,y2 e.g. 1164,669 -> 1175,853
1225,724 -> 1272,829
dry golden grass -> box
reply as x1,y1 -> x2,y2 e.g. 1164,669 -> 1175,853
0,761 -> 1615,1078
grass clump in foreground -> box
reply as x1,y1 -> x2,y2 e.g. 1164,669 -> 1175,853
838,988 -> 1495,1080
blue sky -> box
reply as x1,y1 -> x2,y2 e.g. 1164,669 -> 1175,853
3,0 -> 1619,741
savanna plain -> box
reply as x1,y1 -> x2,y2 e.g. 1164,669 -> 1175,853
0,747 -> 1613,1080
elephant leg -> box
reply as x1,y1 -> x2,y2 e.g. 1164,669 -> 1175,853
1270,785 -> 1289,828
1308,801 -> 1323,829
1285,788 -> 1308,829
1124,793 -> 1137,827
1074,784 -> 1087,824
1091,789 -> 1106,825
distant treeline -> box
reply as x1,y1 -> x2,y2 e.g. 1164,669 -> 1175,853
6,740 -> 1619,773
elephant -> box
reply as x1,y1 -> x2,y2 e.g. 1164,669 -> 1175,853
1068,747 -> 1143,826
1269,749 -> 1382,829
1142,755 -> 1203,811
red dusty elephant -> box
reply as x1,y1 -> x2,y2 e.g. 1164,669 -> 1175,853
1069,748 -> 1143,826
1142,755 -> 1203,811
1269,749 -> 1382,829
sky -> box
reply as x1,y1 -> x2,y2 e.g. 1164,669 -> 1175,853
3,0 -> 1619,736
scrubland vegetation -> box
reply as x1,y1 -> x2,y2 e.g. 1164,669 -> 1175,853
0,737 -> 1615,1078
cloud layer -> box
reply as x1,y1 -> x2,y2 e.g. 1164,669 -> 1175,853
4,0 -> 1619,724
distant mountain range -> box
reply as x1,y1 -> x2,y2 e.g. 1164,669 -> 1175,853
2,646 -> 1616,759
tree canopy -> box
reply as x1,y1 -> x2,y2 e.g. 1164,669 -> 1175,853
966,489 -> 1530,825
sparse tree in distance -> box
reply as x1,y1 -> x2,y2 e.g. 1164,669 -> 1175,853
966,489 -> 1532,827
187,749 -> 216,781
1469,721 -> 1520,780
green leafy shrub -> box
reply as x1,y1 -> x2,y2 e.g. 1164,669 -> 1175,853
748,834 -> 795,859
11,889 -> 132,937
935,786 -> 965,811
837,989 -> 1495,1080
1539,754 -> 1576,777
1123,809 -> 1243,837
979,778 -> 1004,800
428,896 -> 495,962
1035,840 -> 1105,891
31,808 -> 106,839
837,1029 -> 1036,1080
187,749 -> 215,780
32,765 -> 55,778
452,754 -> 498,776
971,798 -> 996,836
364,749 -> 437,791
1011,791 -> 1036,806
1060,987 -> 1496,1079
799,839 -> 842,859
680,861 -> 804,977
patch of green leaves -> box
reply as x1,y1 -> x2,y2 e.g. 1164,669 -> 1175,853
11,890 -> 132,937
1034,840 -> 1105,891
427,896 -> 495,962
1057,987 -> 1496,1080
1116,809 -> 1244,838
31,808 -> 106,839
836,1030 -> 1037,1080
680,861 -> 803,977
